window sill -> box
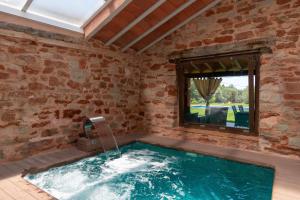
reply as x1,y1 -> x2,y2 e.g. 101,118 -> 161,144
179,123 -> 258,137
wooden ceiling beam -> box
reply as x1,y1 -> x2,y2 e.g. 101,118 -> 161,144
121,0 -> 196,52
190,61 -> 204,73
204,62 -> 214,72
105,0 -> 166,46
137,0 -> 221,53
218,61 -> 227,70
84,0 -> 132,39
21,0 -> 33,12
234,59 -> 242,70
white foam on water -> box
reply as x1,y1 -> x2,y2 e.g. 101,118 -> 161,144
160,193 -> 176,200
88,183 -> 133,200
26,169 -> 88,200
25,149 -> 177,200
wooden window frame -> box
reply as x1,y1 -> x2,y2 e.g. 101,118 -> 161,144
176,52 -> 261,136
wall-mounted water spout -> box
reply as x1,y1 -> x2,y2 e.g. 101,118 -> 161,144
82,116 -> 120,155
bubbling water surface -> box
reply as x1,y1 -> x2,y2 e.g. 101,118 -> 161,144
25,142 -> 274,200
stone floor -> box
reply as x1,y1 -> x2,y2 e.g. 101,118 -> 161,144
0,134 -> 299,200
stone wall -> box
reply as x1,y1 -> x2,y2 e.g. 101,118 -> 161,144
0,27 -> 141,161
0,0 -> 299,162
139,0 -> 300,157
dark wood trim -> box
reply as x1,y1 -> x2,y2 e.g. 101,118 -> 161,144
185,70 -> 249,78
254,54 -> 261,134
248,56 -> 255,133
170,49 -> 271,64
169,38 -> 274,62
176,64 -> 185,126
182,123 -> 256,136
176,51 -> 262,136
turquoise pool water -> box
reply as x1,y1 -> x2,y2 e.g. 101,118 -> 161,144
25,142 -> 274,200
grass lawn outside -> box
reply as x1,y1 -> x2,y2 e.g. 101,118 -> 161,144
190,103 -> 249,123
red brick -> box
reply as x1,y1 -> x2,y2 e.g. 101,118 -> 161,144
205,9 -> 215,17
94,100 -> 104,106
41,128 -> 58,137
44,60 -> 68,69
28,82 -> 46,90
287,27 -> 300,35
0,72 -> 9,79
8,47 -> 26,54
77,100 -> 89,104
49,76 -> 60,86
175,44 -> 187,49
43,66 -> 54,74
214,35 -> 233,43
277,0 -> 292,5
1,111 -> 16,122
150,64 -> 161,71
284,94 -> 300,100
22,65 -> 39,74
67,80 -> 80,89
29,97 -> 47,105
216,5 -> 233,13
190,41 -> 202,47
32,121 -> 50,128
276,42 -> 296,49
284,83 -> 300,93
63,109 -> 81,118
235,31 -> 254,40
283,77 -> 300,82
54,110 -> 60,119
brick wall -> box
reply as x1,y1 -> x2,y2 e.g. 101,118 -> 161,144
0,0 -> 299,161
0,28 -> 141,161
139,0 -> 300,157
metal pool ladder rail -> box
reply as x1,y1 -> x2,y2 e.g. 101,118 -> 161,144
83,116 -> 120,155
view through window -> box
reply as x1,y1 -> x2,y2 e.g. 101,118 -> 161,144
187,76 -> 252,129
177,53 -> 259,134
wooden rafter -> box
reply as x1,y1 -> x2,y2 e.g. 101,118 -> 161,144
121,0 -> 196,52
204,62 -> 213,72
105,0 -> 166,46
234,59 -> 242,70
190,61 -> 199,70
84,0 -> 132,39
21,0 -> 33,12
138,0 -> 222,53
218,61 -> 226,70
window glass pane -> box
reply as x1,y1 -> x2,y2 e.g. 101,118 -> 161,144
0,0 -> 27,9
186,76 -> 250,130
27,0 -> 106,26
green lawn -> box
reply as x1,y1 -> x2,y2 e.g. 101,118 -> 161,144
190,103 -> 249,123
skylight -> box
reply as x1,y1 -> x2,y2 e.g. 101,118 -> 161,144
0,0 -> 26,9
0,0 -> 107,32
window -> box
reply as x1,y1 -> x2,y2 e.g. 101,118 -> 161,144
176,52 -> 260,134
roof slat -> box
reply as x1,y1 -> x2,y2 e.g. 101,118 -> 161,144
105,0 -> 166,46
121,0 -> 195,52
137,0 -> 221,53
84,0 -> 132,39
21,0 -> 33,12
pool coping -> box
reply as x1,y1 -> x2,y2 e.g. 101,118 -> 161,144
0,134 -> 299,200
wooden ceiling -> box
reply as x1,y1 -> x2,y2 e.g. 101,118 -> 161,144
84,0 -> 221,53
181,55 -> 250,75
